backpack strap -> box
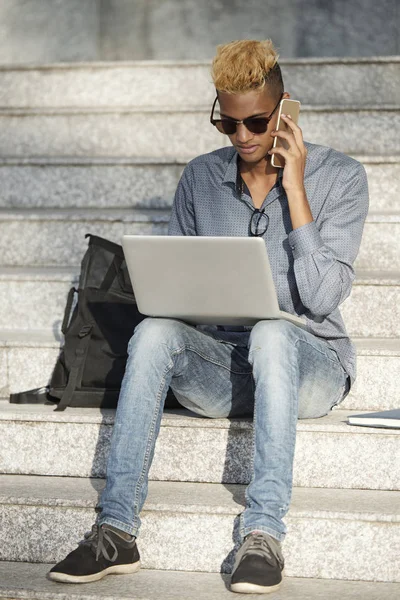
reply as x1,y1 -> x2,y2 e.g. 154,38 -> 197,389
9,387 -> 51,404
54,323 -> 93,411
99,254 -> 133,296
61,287 -> 77,334
99,255 -> 124,292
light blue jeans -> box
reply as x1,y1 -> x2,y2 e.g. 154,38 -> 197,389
98,317 -> 349,543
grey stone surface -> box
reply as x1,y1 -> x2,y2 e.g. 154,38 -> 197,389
363,159 -> 400,212
340,277 -> 400,338
294,0 -> 399,59
0,157 -> 398,212
0,348 -> 7,397
0,63 -> 216,109
0,328 -> 61,348
0,209 -> 169,267
0,475 -> 399,580
281,60 -> 400,107
347,354 -> 400,411
0,109 -> 227,159
0,330 -> 58,395
1,266 -> 399,338
1,564 -> 400,600
112,1 -> 400,61
7,346 -> 60,392
0,210 -> 398,270
0,60 -> 399,109
0,109 -> 398,159
283,517 -> 399,583
2,476 -> 399,523
0,269 -> 74,331
0,159 -> 185,209
0,405 -> 399,489
0,0 -> 100,64
0,0 -> 398,63
356,218 -> 400,270
0,330 -> 60,397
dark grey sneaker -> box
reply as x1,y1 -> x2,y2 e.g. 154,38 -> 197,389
230,531 -> 285,594
47,524 -> 141,584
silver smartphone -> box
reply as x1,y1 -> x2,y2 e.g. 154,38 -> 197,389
271,99 -> 301,168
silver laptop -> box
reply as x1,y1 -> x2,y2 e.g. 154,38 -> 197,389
122,235 -> 306,329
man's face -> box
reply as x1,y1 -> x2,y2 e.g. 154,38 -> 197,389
217,87 -> 290,166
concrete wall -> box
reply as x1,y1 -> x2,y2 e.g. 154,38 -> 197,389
0,0 -> 398,64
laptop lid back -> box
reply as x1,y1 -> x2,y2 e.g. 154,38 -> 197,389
122,235 -> 283,326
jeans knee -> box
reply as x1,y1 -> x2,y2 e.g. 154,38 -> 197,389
129,317 -> 186,352
249,319 -> 297,349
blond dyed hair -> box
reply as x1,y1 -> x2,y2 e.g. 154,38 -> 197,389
211,39 -> 282,95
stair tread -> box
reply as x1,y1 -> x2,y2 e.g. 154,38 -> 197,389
0,266 -> 77,280
0,329 -> 62,346
1,562 -> 399,600
1,207 -> 400,222
0,207 -> 171,221
1,105 -> 399,115
0,154 -> 399,164
0,474 -> 399,521
1,56 -> 400,69
0,400 -> 399,436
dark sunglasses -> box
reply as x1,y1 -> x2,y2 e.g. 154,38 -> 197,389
210,92 -> 283,135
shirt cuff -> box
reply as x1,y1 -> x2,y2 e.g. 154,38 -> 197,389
288,221 -> 324,259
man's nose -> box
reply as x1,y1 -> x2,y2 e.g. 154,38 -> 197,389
235,123 -> 253,144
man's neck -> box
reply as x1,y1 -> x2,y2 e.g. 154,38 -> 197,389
239,156 -> 278,181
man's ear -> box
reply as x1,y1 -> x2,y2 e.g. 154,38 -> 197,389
283,91 -> 291,100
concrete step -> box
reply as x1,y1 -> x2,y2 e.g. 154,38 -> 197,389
1,564 -> 400,600
0,106 -> 398,158
1,156 -> 398,213
0,330 -> 61,398
0,208 -> 399,270
0,475 -> 398,582
0,58 -> 398,108
1,331 -> 399,413
346,338 -> 400,411
0,267 -> 77,332
0,156 -> 184,210
0,208 -> 168,267
340,271 -> 400,337
0,267 -> 399,338
0,401 -> 399,489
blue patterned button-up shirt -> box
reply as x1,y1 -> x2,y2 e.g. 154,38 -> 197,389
167,141 -> 369,388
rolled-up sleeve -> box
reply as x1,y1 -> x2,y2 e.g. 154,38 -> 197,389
288,163 -> 369,317
168,164 -> 197,236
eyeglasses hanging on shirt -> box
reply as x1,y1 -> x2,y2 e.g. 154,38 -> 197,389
250,208 -> 269,237
238,176 -> 270,237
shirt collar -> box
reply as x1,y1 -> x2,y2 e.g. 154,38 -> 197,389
222,149 -> 284,192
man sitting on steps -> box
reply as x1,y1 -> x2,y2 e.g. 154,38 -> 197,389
47,39 -> 369,594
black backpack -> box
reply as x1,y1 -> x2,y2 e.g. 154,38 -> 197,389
9,234 -> 180,412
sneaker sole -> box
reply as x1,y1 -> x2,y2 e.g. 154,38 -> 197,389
230,569 -> 284,594
47,560 -> 141,584
231,580 -> 282,594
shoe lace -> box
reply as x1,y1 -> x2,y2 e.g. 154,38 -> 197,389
245,533 -> 284,569
78,524 -> 118,563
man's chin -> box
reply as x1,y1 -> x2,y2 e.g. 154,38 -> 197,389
237,149 -> 269,164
